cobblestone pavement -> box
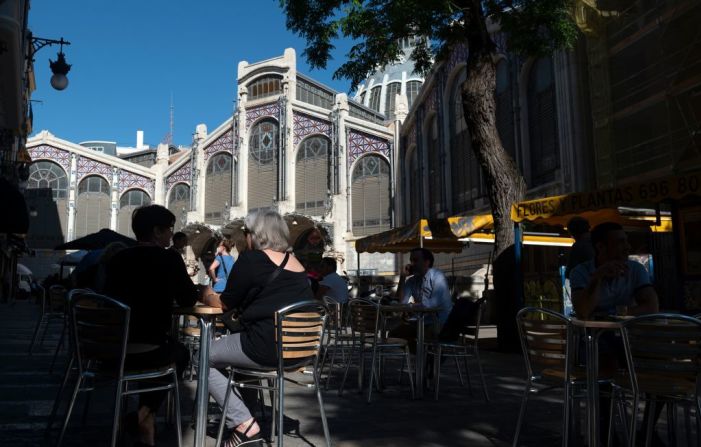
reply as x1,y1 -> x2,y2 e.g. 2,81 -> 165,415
0,299 -> 576,446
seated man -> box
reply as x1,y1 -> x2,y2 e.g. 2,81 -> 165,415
105,205 -> 201,447
570,221 -> 660,443
315,257 -> 349,303
390,248 -> 453,345
571,221 -> 658,318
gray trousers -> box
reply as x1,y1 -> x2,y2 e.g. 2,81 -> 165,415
209,332 -> 265,428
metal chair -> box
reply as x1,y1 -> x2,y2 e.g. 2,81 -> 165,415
513,307 -> 581,447
339,298 -> 415,403
616,314 -> 701,447
215,301 -> 331,447
424,297 -> 490,401
54,292 -> 183,447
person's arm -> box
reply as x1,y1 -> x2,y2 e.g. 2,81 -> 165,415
571,261 -> 628,318
629,261 -> 658,315
208,257 -> 220,283
396,264 -> 412,303
167,250 -> 198,307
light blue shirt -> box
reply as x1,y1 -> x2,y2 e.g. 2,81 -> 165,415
213,254 -> 235,293
402,268 -> 453,324
570,259 -> 652,314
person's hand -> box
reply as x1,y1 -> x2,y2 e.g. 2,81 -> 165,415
595,261 -> 628,279
402,264 -> 413,276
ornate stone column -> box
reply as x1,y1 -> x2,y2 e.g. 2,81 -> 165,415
66,153 -> 78,242
110,167 -> 119,230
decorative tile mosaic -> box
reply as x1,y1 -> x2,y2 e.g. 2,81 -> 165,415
347,129 -> 390,163
293,112 -> 331,145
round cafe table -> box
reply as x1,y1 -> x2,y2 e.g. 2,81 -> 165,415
173,305 -> 222,447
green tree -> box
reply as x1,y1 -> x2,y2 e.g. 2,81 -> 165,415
280,0 -> 577,258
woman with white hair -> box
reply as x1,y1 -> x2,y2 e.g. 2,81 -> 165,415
204,210 -> 312,446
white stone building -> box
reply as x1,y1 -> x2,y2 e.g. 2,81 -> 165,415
21,47 -> 424,278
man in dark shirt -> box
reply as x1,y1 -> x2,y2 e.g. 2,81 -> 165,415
105,205 -> 199,447
565,216 -> 595,279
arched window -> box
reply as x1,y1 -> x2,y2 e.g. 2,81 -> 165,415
406,80 -> 422,109
118,189 -> 151,237
247,75 -> 282,102
359,91 -> 366,105
352,155 -> 391,236
205,153 -> 233,225
295,136 -> 330,216
449,74 -> 484,213
27,161 -> 68,199
384,82 -> 401,115
527,56 -> 559,186
368,86 -> 382,112
25,161 -> 69,247
495,59 -> 516,160
427,116 -> 443,214
408,147 -> 421,221
75,175 -> 111,238
248,119 -> 278,212
168,183 -> 191,231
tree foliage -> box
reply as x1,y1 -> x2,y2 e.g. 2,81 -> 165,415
281,0 -> 578,89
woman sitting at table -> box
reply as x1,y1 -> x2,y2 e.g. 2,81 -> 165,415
204,210 -> 312,447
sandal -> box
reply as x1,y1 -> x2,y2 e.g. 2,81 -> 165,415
222,420 -> 262,447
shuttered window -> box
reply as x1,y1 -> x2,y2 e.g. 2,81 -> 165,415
118,189 -> 151,237
368,86 -> 382,112
295,136 -> 329,216
204,153 -> 233,225
25,161 -> 69,247
384,82 -> 401,115
427,116 -> 443,214
248,120 -> 278,212
406,81 -> 422,109
352,155 -> 390,237
527,56 -> 559,186
75,176 -> 111,238
495,60 -> 516,160
168,183 -> 190,231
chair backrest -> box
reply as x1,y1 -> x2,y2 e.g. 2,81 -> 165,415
516,307 -> 572,382
71,292 -> 130,376
621,314 -> 701,397
347,298 -> 379,336
321,296 -> 342,333
275,301 -> 327,369
48,285 -> 67,312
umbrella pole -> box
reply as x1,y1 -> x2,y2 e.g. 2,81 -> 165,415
357,251 -> 361,294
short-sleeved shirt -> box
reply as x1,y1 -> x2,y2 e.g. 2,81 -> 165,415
401,268 -> 453,324
565,236 -> 595,278
319,272 -> 349,303
570,259 -> 652,314
212,254 -> 235,293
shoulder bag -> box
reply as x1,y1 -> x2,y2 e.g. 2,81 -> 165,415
220,252 -> 290,333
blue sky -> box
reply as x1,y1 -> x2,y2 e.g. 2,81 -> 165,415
29,1 -> 354,148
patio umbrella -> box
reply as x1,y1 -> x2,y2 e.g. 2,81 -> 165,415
54,229 -> 137,251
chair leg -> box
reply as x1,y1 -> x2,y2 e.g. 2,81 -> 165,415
474,346 -> 489,402
366,344 -> 378,404
28,315 -> 45,354
216,371 -> 235,447
258,387 -> 267,422
338,342 -> 356,397
110,379 -> 124,447
404,346 -> 415,400
277,377 -> 284,447
56,374 -> 83,447
563,383 -> 571,447
46,355 -> 74,435
512,384 -> 530,447
695,398 -> 701,447
268,378 -> 276,440
434,345 -> 442,401
49,323 -> 67,375
629,396 -> 640,447
172,370 -> 183,447
454,355 -> 465,387
667,401 -> 676,447
324,337 -> 340,390
644,400 -> 656,447
315,375 -> 332,447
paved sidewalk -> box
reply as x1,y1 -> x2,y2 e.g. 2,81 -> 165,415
1,299 -> 568,446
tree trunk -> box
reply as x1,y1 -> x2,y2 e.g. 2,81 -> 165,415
461,55 -> 526,257
460,1 -> 528,350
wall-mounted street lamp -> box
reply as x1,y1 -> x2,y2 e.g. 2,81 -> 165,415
30,35 -> 72,91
